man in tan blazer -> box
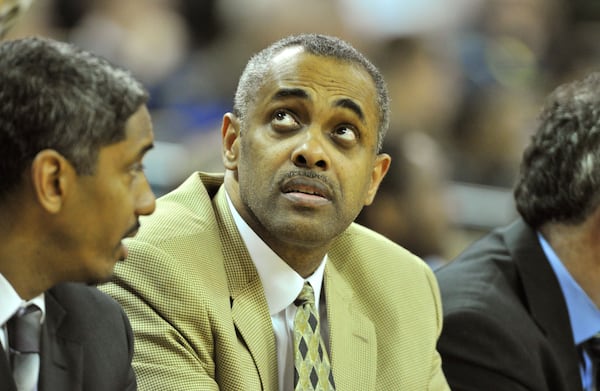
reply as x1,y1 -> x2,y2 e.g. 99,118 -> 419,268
102,33 -> 449,391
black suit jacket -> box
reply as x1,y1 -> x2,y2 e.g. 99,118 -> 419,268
1,283 -> 136,391
435,219 -> 583,391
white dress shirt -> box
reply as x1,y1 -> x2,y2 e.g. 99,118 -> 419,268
0,273 -> 45,391
226,193 -> 330,391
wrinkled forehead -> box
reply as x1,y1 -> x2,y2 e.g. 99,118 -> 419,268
266,48 -> 378,110
267,47 -> 377,97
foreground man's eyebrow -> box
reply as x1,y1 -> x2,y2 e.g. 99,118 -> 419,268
272,89 -> 365,123
273,88 -> 310,101
135,143 -> 154,160
334,98 -> 365,123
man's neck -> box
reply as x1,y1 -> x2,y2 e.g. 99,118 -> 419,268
224,181 -> 329,278
542,217 -> 600,307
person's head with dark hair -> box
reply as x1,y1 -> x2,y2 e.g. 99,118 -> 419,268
514,72 -> 600,229
0,36 -> 149,197
0,36 -> 156,299
435,71 -> 600,391
233,33 -> 390,152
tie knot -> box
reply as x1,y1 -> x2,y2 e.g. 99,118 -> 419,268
294,282 -> 315,306
8,304 -> 42,354
583,333 -> 600,360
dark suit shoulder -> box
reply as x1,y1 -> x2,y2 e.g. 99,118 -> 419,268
435,221 -> 576,391
46,283 -> 132,343
44,283 -> 136,390
48,282 -> 126,318
435,222 -> 532,309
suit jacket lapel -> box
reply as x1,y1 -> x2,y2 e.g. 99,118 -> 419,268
211,185 -> 278,390
39,291 -> 83,391
325,260 -> 376,390
506,220 -> 583,391
230,278 -> 278,390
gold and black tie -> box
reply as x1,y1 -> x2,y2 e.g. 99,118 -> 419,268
293,282 -> 335,391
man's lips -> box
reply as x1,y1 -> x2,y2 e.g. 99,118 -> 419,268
123,221 -> 141,239
117,221 -> 141,261
281,176 -> 332,201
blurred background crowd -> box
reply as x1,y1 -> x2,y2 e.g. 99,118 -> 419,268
5,0 -> 600,267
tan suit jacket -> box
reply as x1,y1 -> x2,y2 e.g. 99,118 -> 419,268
101,172 -> 449,390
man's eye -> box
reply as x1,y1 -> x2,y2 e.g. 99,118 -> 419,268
333,126 -> 358,143
271,110 -> 299,129
130,163 -> 146,175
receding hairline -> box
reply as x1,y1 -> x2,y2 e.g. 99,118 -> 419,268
256,46 -> 379,119
234,34 -> 390,151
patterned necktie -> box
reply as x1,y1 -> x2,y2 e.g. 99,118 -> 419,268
583,333 -> 600,391
293,282 -> 335,391
8,304 -> 42,391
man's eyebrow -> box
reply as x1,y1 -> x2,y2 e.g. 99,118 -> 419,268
137,142 -> 154,158
271,88 -> 365,123
334,98 -> 365,123
272,88 -> 310,101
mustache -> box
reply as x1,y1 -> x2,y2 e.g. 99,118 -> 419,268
281,170 -> 330,183
279,170 -> 335,199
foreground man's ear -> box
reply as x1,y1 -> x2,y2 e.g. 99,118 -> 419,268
222,113 -> 241,171
364,153 -> 391,206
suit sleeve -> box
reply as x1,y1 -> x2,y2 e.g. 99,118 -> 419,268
100,242 -> 220,391
121,307 -> 137,391
438,309 -> 538,391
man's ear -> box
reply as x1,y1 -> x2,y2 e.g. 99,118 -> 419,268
222,113 -> 241,170
30,150 -> 74,214
364,153 -> 391,206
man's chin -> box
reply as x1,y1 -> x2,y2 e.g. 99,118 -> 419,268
85,263 -> 119,286
85,274 -> 112,287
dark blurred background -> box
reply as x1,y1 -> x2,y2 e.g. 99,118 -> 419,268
6,0 -> 600,266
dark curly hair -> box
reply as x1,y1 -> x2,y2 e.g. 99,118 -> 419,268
514,72 -> 600,228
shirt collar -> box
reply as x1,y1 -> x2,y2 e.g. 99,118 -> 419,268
0,273 -> 46,325
537,232 -> 600,344
225,191 -> 327,316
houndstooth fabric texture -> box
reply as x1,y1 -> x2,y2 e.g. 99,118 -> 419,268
100,172 -> 450,390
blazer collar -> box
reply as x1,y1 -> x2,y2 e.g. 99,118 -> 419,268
505,219 -> 583,391
212,185 -> 279,391
39,289 -> 82,391
324,259 -> 377,390
210,177 -> 377,390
